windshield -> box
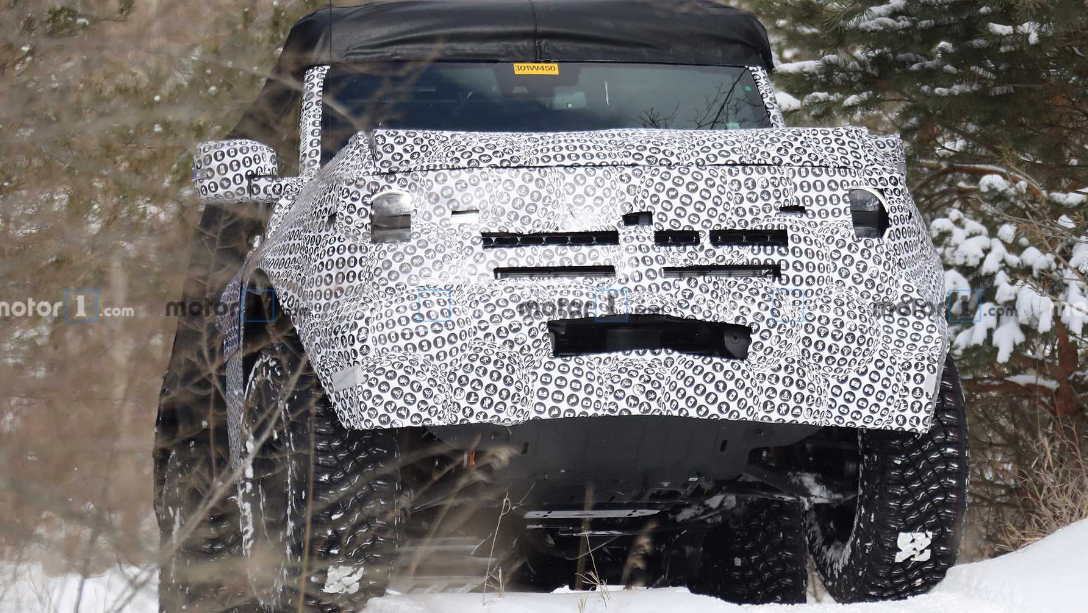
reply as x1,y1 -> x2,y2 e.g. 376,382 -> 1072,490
321,62 -> 771,161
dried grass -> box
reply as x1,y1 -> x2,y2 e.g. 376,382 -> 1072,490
998,425 -> 1088,552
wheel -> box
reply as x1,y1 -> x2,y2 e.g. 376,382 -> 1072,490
239,340 -> 401,612
158,444 -> 253,613
691,499 -> 808,604
805,355 -> 968,602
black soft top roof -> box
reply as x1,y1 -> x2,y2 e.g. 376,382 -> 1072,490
282,0 -> 771,70
230,0 -> 773,159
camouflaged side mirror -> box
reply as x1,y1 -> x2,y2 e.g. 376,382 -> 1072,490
191,139 -> 285,204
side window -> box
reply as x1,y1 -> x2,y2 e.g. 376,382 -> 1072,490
276,100 -> 302,177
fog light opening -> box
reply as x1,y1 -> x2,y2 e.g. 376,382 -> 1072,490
848,187 -> 889,239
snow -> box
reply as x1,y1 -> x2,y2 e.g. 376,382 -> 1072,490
1049,191 -> 1087,207
803,92 -> 840,106
4,520 -> 1088,612
858,1 -> 908,21
1071,243 -> 1088,275
936,136 -> 966,157
931,84 -> 981,97
962,218 -> 988,236
952,301 -> 998,351
0,563 -> 158,613
1016,285 -> 1055,333
932,519 -> 1088,613
776,91 -> 802,112
992,316 -> 1026,363
944,269 -> 971,293
995,274 -> 1020,303
980,239 -> 1008,274
987,23 -> 1015,36
1005,373 -> 1060,391
978,174 -> 1012,195
1019,247 -> 1056,275
930,217 -> 958,236
1016,22 -> 1043,45
856,17 -> 911,33
952,235 -> 993,267
997,224 -> 1017,243
1020,247 -> 1043,268
843,93 -> 871,108
368,521 -> 1088,613
777,60 -> 822,74
1061,287 -> 1087,336
370,586 -> 1012,613
930,213 -> 990,268
847,5 -> 915,33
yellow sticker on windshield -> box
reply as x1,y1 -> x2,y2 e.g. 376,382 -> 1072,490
514,63 -> 560,76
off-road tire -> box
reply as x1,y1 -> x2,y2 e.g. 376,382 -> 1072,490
805,355 -> 968,602
158,444 -> 254,613
239,341 -> 401,613
692,499 -> 808,604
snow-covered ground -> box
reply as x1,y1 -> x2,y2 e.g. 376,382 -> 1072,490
372,517 -> 1087,613
4,520 -> 1086,613
0,563 -> 156,613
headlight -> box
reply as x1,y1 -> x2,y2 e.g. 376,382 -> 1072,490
371,190 -> 413,243
848,188 -> 889,239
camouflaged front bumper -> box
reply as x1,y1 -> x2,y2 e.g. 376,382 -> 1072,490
224,127 -> 948,444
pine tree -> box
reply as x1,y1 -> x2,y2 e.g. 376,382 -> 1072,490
755,0 -> 1087,553
758,0 -> 1086,417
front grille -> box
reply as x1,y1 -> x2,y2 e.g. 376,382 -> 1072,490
482,228 -> 788,248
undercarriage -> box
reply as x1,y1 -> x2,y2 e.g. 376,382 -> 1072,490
395,416 -> 855,592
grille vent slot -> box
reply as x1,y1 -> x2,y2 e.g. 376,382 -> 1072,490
482,231 -> 619,249
548,315 -> 752,360
494,266 -> 616,279
710,229 -> 788,247
654,230 -> 700,246
663,264 -> 781,279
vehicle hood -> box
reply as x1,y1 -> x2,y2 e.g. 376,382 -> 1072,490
360,127 -> 887,174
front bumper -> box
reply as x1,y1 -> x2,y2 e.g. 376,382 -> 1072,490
321,273 -> 945,433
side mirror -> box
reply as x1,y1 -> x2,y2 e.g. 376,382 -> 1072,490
192,139 -> 281,204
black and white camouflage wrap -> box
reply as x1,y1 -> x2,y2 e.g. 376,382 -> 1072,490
193,139 -> 278,202
749,67 -> 785,128
213,66 -> 947,466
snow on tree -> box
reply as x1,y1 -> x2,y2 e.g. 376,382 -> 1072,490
757,0 -> 1086,420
